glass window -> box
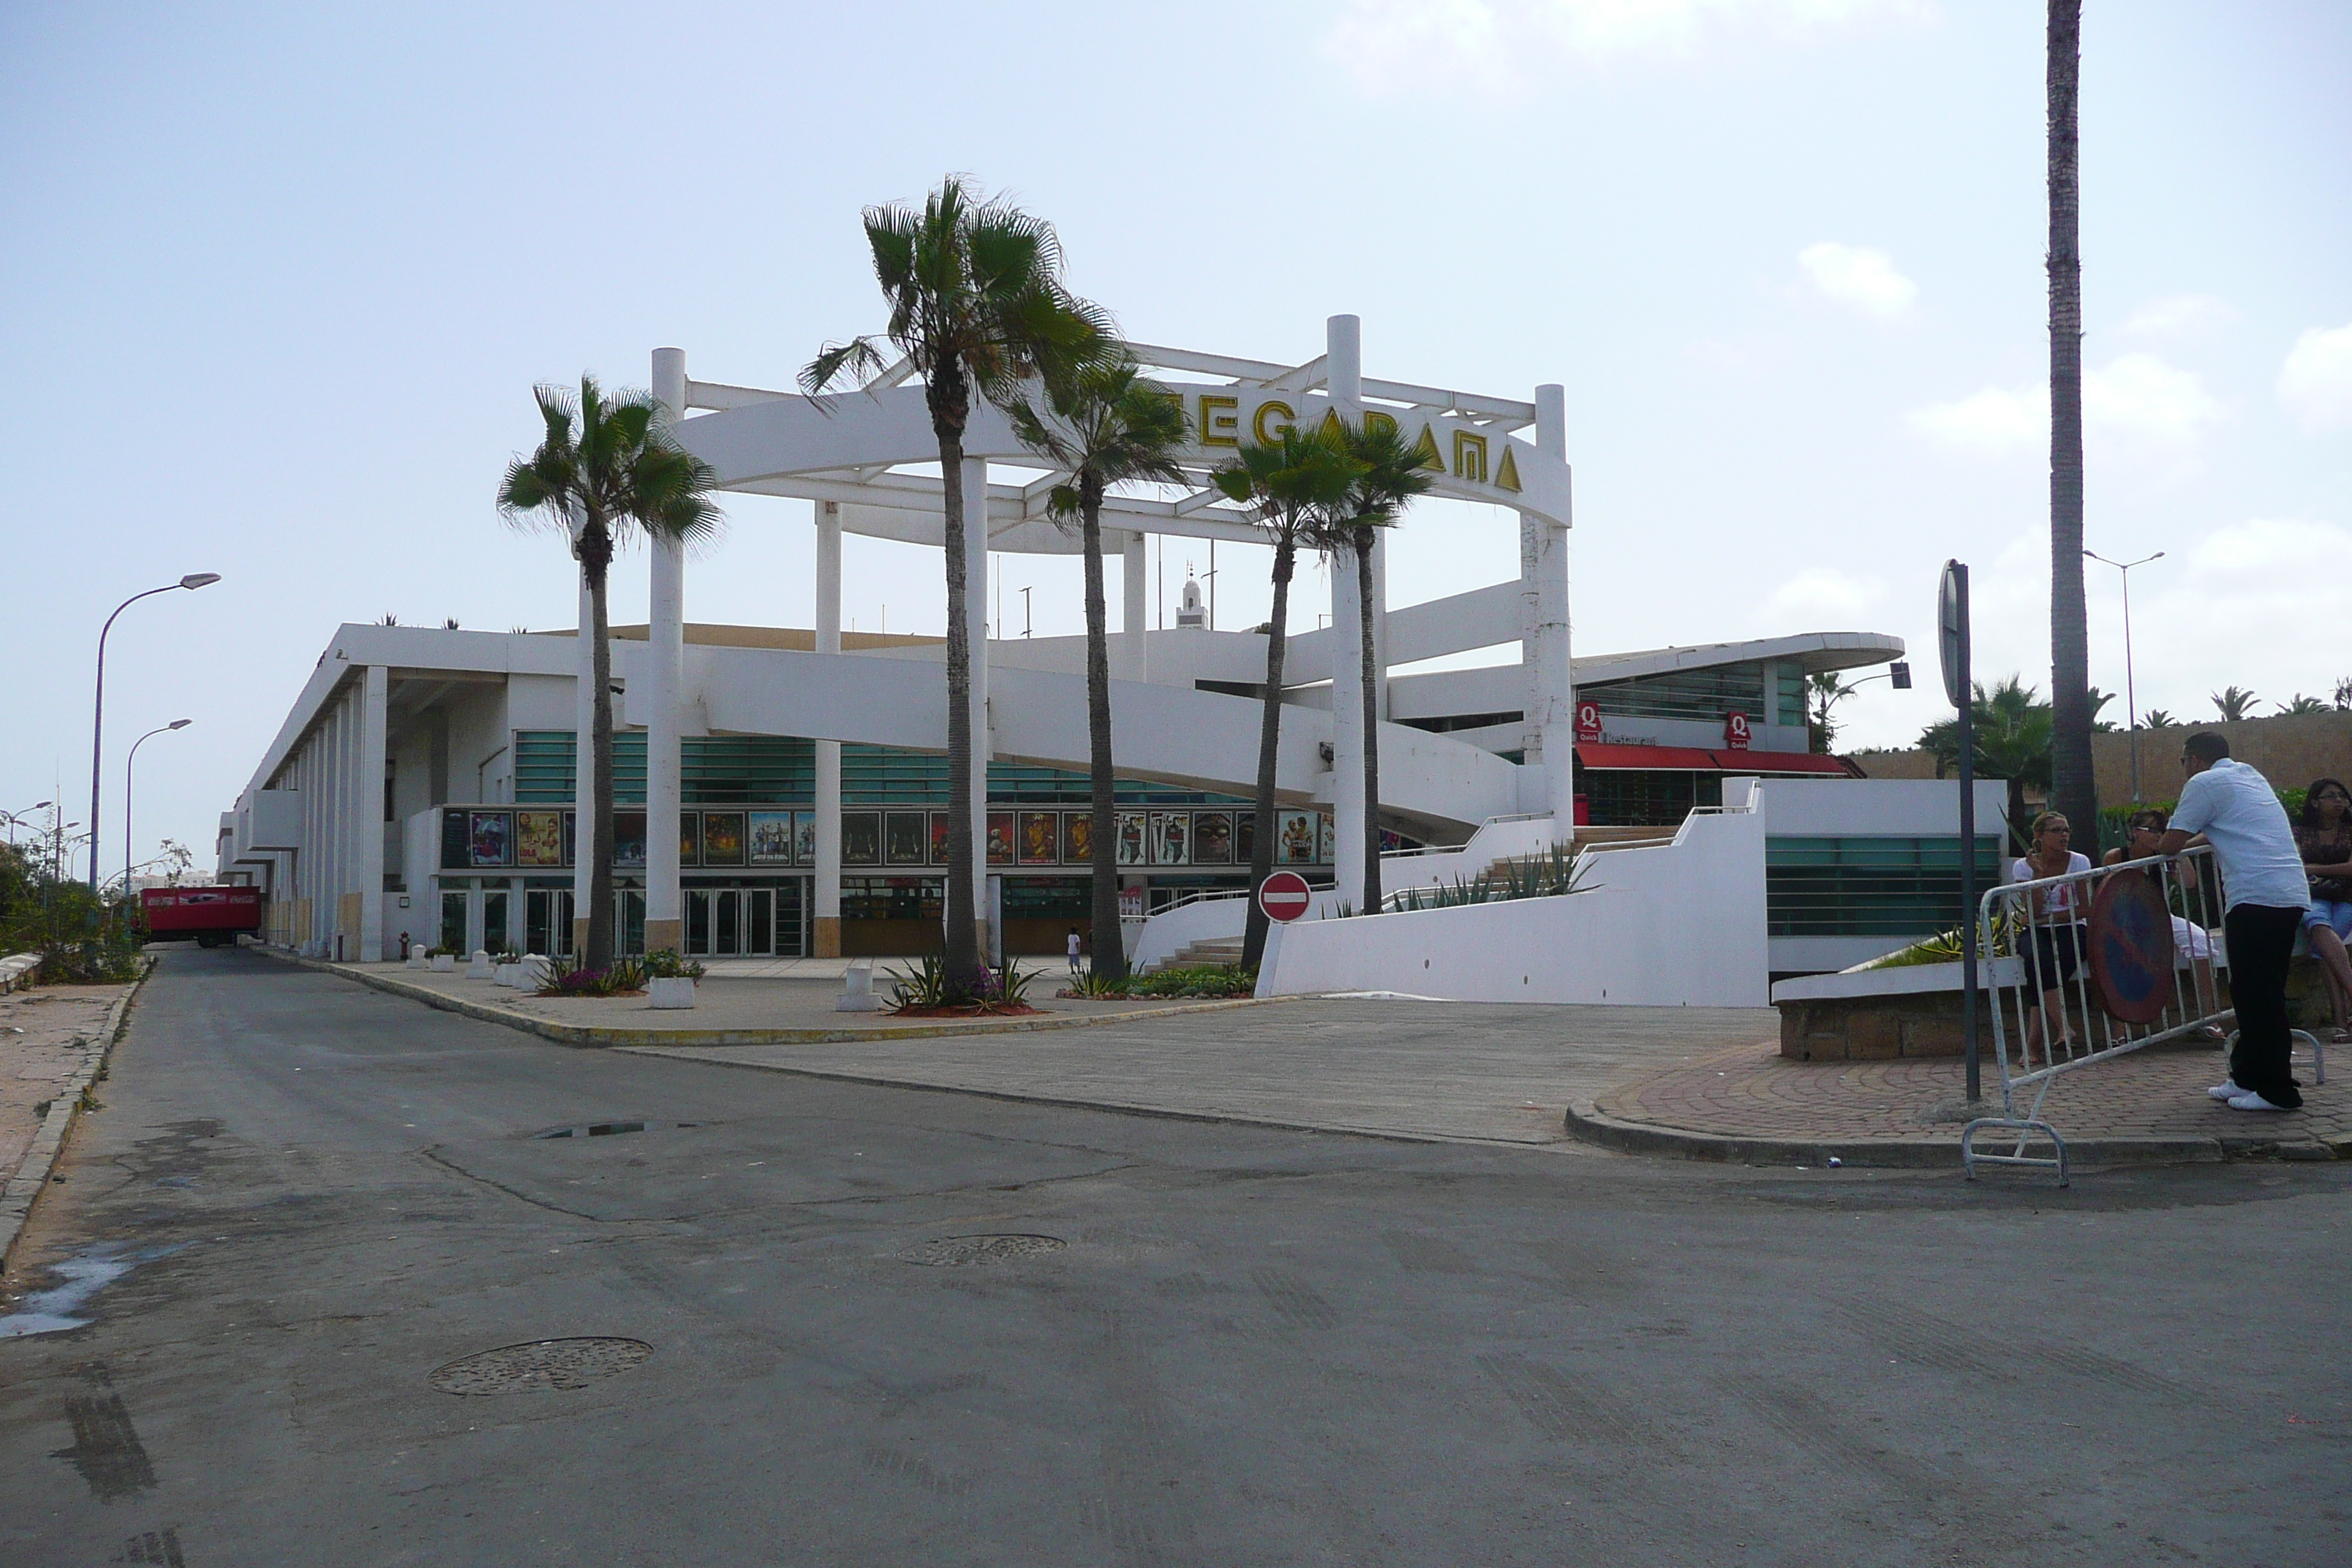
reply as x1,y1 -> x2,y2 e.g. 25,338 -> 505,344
1765,836 -> 2005,937
1583,663 -> 1766,723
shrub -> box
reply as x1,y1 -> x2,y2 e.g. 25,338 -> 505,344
884,955 -> 1039,1013
641,949 -> 706,981
1068,963 -> 1256,1000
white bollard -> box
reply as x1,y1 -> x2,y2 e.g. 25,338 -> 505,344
466,949 -> 493,980
835,960 -> 881,1013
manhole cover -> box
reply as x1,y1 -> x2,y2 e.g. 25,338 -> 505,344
428,1337 -> 652,1395
529,1120 -> 695,1139
897,1234 -> 1067,1267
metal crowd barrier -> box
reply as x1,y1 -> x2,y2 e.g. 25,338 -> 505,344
1964,845 -> 2326,1184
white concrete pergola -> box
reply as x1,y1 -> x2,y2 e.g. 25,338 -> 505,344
595,318 -> 1573,956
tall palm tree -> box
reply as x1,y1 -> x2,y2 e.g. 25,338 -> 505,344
1213,427 -> 1362,968
803,177 -> 1106,985
498,376 -> 722,970
1327,420 -> 1431,916
2046,0 -> 2099,848
1008,350 -> 1188,983
1920,675 -> 2054,851
1806,670 -> 1861,753
2210,685 -> 2260,722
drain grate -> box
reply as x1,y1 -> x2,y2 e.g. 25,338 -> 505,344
897,1234 -> 1067,1267
529,1120 -> 695,1140
429,1337 -> 652,1395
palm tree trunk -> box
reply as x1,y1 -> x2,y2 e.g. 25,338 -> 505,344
583,525 -> 617,971
1355,526 -> 1382,916
1242,529 -> 1297,971
2046,0 -> 2098,843
935,418 -> 983,987
1079,484 -> 1125,981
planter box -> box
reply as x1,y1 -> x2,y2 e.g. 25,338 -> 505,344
430,954 -> 455,973
647,976 -> 697,1010
493,962 -> 524,988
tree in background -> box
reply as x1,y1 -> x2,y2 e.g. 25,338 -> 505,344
1327,419 -> 1432,916
2333,676 -> 2352,710
1009,349 -> 1188,984
2211,685 -> 2260,723
1921,675 -> 2054,851
2277,693 -> 2331,717
2043,0 -> 2100,857
1807,670 -> 1861,753
1213,427 -> 1360,968
804,177 -> 1106,987
499,375 -> 722,971
2141,709 -> 2176,731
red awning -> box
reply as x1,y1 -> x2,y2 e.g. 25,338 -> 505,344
1574,743 -> 1858,777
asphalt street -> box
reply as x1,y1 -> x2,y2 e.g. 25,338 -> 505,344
2,947 -> 2346,1567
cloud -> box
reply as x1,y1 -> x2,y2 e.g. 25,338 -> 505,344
1798,242 -> 1916,319
1768,568 -> 1884,621
2278,322 -> 2352,432
1324,0 -> 1936,95
1907,353 -> 2220,456
2119,294 -> 2237,339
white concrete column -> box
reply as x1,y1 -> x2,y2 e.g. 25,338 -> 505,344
961,456 -> 990,954
570,568 -> 595,958
645,346 -> 688,954
358,664 -> 388,960
1531,384 -> 1575,829
1122,530 -> 1149,682
813,500 -> 843,957
1520,510 -> 1542,769
1326,314 -> 1367,902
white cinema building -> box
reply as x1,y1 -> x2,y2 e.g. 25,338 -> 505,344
220,320 -> 1973,986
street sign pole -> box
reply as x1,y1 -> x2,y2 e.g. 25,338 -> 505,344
1940,561 -> 1980,1104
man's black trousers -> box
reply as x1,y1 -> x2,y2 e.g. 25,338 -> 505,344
2225,903 -> 2306,1108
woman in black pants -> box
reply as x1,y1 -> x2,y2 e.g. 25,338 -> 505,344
2012,811 -> 2091,1055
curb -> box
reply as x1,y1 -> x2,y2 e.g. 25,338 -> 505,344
1562,1098 -> 2342,1170
254,945 -> 1284,1048
1,959 -> 153,1275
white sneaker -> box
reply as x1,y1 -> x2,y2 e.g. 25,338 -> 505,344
2226,1091 -> 2295,1113
2206,1079 -> 2242,1101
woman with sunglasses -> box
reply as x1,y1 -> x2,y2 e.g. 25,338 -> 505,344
2296,777 -> 2352,1044
2102,807 -> 2221,1031
2012,810 -> 2091,1055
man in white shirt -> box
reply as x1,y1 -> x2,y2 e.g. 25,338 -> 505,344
2160,732 -> 2310,1111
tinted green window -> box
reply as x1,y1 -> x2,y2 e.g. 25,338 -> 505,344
513,731 -> 647,804
1585,662 -> 1765,723
1775,663 -> 1806,730
1765,835 -> 2005,937
1580,770 -> 1722,827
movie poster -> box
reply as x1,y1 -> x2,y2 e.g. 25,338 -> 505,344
703,812 -> 745,866
1278,810 -> 1316,866
613,812 -> 647,868
842,813 -> 881,864
1316,812 -> 1335,865
930,812 -> 952,864
1192,810 -> 1232,864
562,810 -> 578,867
468,811 -> 511,867
1115,812 -> 1147,867
1019,812 -> 1058,864
679,813 -> 703,867
514,810 -> 563,867
794,811 -> 817,865
885,811 -> 927,865
986,812 -> 1016,866
1149,812 -> 1190,865
1063,812 -> 1093,864
1234,811 -> 1254,864
748,811 -> 795,865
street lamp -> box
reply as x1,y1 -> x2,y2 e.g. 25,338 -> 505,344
89,573 -> 221,894
2084,549 -> 2163,802
4,802 -> 52,850
125,720 -> 193,890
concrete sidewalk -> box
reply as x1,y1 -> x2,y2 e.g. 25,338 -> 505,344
1,972 -> 142,1268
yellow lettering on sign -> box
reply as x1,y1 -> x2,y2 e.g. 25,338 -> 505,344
1252,399 -> 1295,444
1199,394 -> 1240,448
1453,431 -> 1488,483
1493,446 -> 1521,493
1362,409 -> 1398,440
1316,409 -> 1347,442
1409,423 -> 1444,472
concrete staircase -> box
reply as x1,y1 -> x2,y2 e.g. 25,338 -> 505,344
1157,935 -> 1245,970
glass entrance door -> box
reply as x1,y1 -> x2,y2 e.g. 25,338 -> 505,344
686,887 -> 788,957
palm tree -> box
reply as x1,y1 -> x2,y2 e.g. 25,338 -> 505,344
2085,685 -> 2120,732
1920,675 -> 2053,851
499,375 -> 721,970
1213,427 -> 1362,968
2277,693 -> 2330,717
1008,350 -> 1188,983
1806,670 -> 1861,753
2045,0 -> 2099,854
1327,420 -> 1432,915
2211,685 -> 2259,722
2140,709 -> 2176,731
803,177 -> 1106,986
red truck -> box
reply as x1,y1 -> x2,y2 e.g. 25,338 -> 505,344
141,885 -> 263,948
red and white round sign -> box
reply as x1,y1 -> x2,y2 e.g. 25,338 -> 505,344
1258,871 -> 1313,924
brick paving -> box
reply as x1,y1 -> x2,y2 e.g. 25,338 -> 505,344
1594,1033 -> 2347,1149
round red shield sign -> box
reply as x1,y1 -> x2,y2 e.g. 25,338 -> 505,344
1258,871 -> 1313,924
2087,868 -> 2177,1024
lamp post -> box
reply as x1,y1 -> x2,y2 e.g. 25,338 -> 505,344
2083,549 -> 2163,803
89,573 -> 221,894
4,802 -> 51,850
125,720 -> 193,890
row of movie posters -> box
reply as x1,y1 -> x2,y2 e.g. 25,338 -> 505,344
447,807 -> 1336,870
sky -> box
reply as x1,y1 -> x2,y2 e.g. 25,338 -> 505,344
3,0 -> 2348,877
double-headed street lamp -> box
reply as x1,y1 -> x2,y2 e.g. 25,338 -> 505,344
2084,548 -> 2163,802
126,720 -> 193,889
90,573 -> 220,894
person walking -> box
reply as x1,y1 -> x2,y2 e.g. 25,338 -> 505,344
1066,926 -> 1085,986
2160,733 -> 2311,1111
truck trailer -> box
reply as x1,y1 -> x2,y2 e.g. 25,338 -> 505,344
141,884 -> 263,948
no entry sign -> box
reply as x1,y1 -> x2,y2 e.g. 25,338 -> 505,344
1258,871 -> 1313,923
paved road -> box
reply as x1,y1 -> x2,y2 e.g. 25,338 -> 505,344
2,948 -> 2345,1567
